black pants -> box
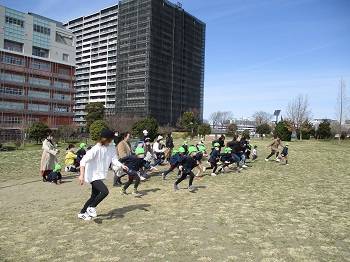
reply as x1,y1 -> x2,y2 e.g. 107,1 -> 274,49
175,171 -> 194,186
81,180 -> 109,213
123,175 -> 140,190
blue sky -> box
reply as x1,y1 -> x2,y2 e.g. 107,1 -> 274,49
1,0 -> 349,121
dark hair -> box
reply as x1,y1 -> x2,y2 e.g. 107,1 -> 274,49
167,132 -> 172,137
66,144 -> 75,150
114,132 -> 131,146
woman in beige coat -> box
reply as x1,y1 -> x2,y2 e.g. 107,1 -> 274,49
114,132 -> 132,185
40,133 -> 60,181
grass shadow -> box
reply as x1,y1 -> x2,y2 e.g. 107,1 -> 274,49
94,204 -> 152,224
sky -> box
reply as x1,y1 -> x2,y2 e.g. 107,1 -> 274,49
1,0 -> 349,122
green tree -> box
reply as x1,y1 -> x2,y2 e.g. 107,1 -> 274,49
89,120 -> 108,141
275,120 -> 291,141
180,111 -> 198,139
316,120 -> 332,139
256,123 -> 272,139
29,121 -> 51,144
197,123 -> 211,139
242,129 -> 250,137
297,120 -> 313,140
132,118 -> 159,140
84,102 -> 105,130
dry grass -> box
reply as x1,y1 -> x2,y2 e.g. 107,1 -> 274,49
0,139 -> 349,261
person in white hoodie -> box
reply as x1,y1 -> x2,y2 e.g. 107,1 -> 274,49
77,129 -> 128,221
150,135 -> 165,170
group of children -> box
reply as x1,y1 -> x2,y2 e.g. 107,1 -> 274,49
43,129 -> 289,220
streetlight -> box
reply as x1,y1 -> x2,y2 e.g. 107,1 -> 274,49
273,110 -> 281,137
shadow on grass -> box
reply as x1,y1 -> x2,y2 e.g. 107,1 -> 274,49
94,204 -> 152,224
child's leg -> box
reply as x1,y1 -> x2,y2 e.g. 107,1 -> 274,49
188,172 -> 194,186
133,175 -> 140,189
174,172 -> 188,185
123,175 -> 134,190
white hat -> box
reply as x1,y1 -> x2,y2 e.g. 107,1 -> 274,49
157,135 -> 163,141
143,130 -> 148,135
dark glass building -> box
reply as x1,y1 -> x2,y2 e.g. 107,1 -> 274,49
66,0 -> 205,126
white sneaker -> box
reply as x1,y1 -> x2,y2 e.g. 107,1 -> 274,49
78,212 -> 91,220
265,159 -> 269,162
242,165 -> 248,168
237,167 -> 243,172
65,166 -> 69,172
211,173 -> 217,176
86,207 -> 97,218
202,166 -> 206,172
150,166 -> 158,171
140,176 -> 146,181
276,158 -> 280,162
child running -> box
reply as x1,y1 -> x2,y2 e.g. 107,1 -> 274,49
78,129 -> 128,221
174,146 -> 198,191
281,143 -> 289,165
203,142 -> 221,176
194,146 -> 207,178
252,145 -> 258,162
119,147 -> 146,195
162,147 -> 186,180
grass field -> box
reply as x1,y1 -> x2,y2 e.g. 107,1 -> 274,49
0,138 -> 349,261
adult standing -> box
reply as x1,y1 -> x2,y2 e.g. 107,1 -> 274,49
265,136 -> 284,162
165,132 -> 174,162
114,132 -> 132,185
40,132 -> 60,182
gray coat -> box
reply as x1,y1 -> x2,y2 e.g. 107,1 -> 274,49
40,139 -> 59,171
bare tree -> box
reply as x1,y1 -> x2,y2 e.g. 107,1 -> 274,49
209,111 -> 233,128
252,111 -> 272,125
285,93 -> 312,140
335,78 -> 348,143
105,113 -> 140,133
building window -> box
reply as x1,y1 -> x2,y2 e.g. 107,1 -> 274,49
1,55 -> 24,66
33,24 -> 51,35
29,77 -> 50,87
32,47 -> 49,58
58,69 -> 70,76
28,104 -> 49,112
54,80 -> 70,89
0,73 -> 25,83
54,106 -> 69,112
29,60 -> 51,71
5,16 -> 24,28
4,40 -> 23,52
62,53 -> 69,62
0,87 -> 23,96
53,93 -> 71,100
0,101 -> 24,110
28,90 -> 50,99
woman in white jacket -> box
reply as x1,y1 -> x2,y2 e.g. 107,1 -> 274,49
78,129 -> 128,221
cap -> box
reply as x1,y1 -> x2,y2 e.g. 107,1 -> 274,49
188,146 -> 197,154
214,142 -> 220,147
145,137 -> 151,141
198,146 -> 206,152
135,147 -> 145,155
143,130 -> 148,135
285,143 -> 289,146
54,164 -> 62,172
100,129 -> 114,139
79,143 -> 86,148
157,135 -> 163,141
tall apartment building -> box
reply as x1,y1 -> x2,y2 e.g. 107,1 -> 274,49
0,6 -> 76,139
65,0 -> 205,126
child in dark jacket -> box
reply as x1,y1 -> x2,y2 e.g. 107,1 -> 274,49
162,147 -> 186,180
281,143 -> 289,165
174,146 -> 198,191
203,142 -> 221,176
47,164 -> 62,185
119,147 -> 146,195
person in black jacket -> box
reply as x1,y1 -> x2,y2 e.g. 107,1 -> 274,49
165,132 -> 174,162
174,146 -> 198,191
